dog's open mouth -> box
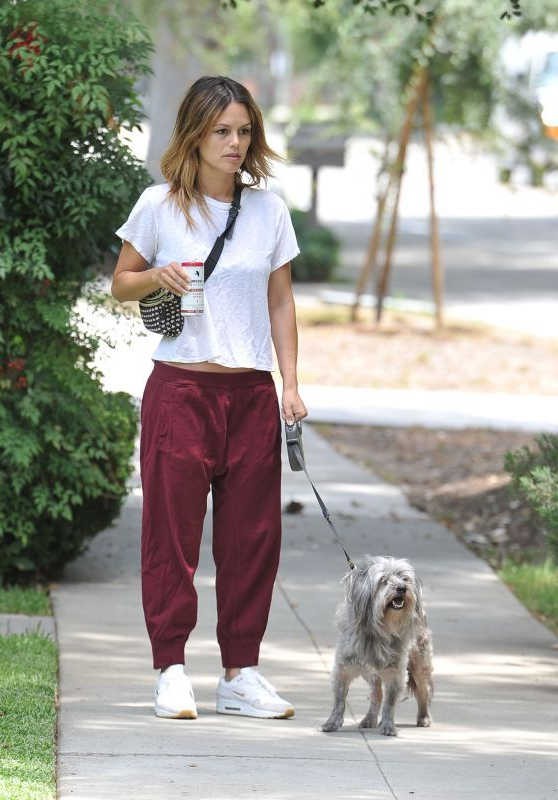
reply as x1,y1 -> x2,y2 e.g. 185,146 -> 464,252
390,597 -> 405,610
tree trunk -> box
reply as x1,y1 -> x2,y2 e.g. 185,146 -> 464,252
144,4 -> 206,182
421,70 -> 444,330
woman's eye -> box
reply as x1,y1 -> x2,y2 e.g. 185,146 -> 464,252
216,129 -> 250,135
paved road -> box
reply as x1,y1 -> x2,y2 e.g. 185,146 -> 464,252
272,132 -> 558,337
327,217 -> 558,301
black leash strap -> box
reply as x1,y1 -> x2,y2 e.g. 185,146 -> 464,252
284,421 -> 355,570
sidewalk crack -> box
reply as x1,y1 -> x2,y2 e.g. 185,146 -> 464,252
276,576 -> 399,800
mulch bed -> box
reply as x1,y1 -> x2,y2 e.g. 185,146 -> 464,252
313,424 -> 546,568
297,309 -> 558,394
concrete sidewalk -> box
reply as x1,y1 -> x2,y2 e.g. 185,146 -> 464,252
292,385 -> 558,432
51,386 -> 558,799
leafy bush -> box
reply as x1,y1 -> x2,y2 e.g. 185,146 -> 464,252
0,0 -> 154,584
289,208 -> 340,282
505,434 -> 558,561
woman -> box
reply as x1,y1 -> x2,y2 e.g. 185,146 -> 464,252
111,75 -> 307,720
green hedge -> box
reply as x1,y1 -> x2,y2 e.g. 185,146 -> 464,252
505,433 -> 558,562
290,208 -> 340,282
0,0 -> 154,583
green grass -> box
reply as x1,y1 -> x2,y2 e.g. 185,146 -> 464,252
0,632 -> 58,800
499,558 -> 558,637
0,585 -> 52,616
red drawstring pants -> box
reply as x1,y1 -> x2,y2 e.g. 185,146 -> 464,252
139,360 -> 282,670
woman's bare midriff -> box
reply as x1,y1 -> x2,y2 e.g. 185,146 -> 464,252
160,360 -> 256,373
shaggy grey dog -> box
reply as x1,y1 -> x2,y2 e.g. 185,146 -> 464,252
322,555 -> 433,736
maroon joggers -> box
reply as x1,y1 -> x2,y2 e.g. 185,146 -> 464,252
139,360 -> 282,670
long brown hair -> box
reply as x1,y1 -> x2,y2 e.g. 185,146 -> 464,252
160,75 -> 285,231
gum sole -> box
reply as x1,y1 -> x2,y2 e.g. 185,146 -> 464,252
155,707 -> 197,719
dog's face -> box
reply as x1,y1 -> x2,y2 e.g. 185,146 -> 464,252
344,555 -> 422,636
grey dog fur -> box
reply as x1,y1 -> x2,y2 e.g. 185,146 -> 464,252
322,554 -> 434,736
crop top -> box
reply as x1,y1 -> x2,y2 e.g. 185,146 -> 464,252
114,182 -> 301,371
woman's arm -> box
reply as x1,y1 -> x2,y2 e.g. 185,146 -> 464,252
111,241 -> 190,302
268,263 -> 308,423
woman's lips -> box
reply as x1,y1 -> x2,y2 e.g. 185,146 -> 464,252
224,154 -> 241,159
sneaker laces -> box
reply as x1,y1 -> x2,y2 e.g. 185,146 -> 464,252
240,667 -> 280,698
160,669 -> 194,695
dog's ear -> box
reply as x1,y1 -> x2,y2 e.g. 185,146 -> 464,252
341,568 -> 354,598
347,566 -> 373,624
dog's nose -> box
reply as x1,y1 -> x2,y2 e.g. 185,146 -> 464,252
396,585 -> 407,594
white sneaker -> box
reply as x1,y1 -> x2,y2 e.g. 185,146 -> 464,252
154,664 -> 197,719
216,667 -> 295,719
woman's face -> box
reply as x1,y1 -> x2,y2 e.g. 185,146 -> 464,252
198,101 -> 252,175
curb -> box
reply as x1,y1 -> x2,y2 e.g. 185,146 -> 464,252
293,385 -> 558,433
0,613 -> 56,639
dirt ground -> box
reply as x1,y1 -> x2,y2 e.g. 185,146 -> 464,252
294,306 -> 553,568
313,423 -> 558,639
313,424 -> 545,569
296,307 -> 558,394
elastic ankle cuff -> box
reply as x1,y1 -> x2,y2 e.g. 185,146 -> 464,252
219,637 -> 260,668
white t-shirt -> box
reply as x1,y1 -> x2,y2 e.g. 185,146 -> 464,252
114,182 -> 300,371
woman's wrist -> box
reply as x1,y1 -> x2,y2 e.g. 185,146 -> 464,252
112,267 -> 159,302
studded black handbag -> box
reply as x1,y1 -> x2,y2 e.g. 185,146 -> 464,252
138,183 -> 243,336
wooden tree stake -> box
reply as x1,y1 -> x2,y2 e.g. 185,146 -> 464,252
375,66 -> 428,323
421,69 -> 444,329
351,138 -> 394,321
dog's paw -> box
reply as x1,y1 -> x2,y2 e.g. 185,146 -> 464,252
358,715 -> 378,729
321,718 -> 342,732
417,714 -> 432,727
378,721 -> 398,737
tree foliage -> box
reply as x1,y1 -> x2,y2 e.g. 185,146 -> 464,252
219,0 -> 522,23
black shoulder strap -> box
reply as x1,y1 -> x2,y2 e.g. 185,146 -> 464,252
204,182 -> 243,282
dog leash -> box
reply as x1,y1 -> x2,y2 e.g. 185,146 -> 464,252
284,421 -> 355,570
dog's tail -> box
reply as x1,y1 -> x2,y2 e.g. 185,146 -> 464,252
399,668 -> 415,703
405,668 -> 418,701
405,663 -> 435,701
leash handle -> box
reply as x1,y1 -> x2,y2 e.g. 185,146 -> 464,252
284,421 -> 355,570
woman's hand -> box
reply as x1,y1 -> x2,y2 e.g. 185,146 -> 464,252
281,387 -> 308,425
154,262 -> 191,296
